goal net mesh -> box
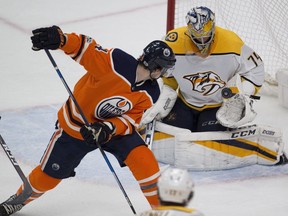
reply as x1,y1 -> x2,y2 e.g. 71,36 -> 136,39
169,0 -> 288,94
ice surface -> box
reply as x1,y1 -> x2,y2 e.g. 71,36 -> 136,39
0,1 -> 287,215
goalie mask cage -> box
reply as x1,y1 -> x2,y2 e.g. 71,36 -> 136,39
166,0 -> 288,95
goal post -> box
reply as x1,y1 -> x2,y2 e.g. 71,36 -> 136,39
166,0 -> 288,96
166,0 -> 175,33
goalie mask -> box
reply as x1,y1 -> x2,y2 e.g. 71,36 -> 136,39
158,168 -> 194,205
141,40 -> 176,77
186,6 -> 215,54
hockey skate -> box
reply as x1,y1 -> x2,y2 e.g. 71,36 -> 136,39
275,152 -> 288,165
0,194 -> 24,216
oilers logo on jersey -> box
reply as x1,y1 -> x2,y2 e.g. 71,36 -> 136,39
183,71 -> 225,96
95,96 -> 132,119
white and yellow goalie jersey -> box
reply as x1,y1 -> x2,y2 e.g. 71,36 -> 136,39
163,26 -> 264,111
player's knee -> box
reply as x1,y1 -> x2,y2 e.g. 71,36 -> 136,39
29,165 -> 62,192
125,145 -> 159,177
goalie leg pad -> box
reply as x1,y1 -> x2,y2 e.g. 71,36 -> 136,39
152,123 -> 285,170
255,126 -> 284,165
153,133 -> 260,170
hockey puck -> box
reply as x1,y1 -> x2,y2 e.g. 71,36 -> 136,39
221,88 -> 234,99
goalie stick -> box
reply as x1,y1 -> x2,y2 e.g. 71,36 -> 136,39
44,49 -> 137,215
144,118 -> 156,149
0,117 -> 32,194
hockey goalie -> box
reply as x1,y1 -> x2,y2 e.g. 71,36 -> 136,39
140,6 -> 288,170
141,77 -> 288,171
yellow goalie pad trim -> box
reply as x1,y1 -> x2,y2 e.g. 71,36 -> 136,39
154,205 -> 196,213
153,132 -> 277,162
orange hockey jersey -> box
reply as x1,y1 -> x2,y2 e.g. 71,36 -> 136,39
57,33 -> 160,140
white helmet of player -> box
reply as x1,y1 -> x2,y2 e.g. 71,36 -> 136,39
158,167 -> 194,205
186,6 -> 215,54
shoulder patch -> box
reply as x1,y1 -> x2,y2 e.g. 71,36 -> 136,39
165,32 -> 178,42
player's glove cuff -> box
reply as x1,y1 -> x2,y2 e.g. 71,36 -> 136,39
80,121 -> 116,147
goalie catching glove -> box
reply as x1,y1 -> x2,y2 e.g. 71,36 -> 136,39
80,122 -> 116,147
216,74 -> 260,128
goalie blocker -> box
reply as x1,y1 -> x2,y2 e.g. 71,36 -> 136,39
151,121 -> 287,171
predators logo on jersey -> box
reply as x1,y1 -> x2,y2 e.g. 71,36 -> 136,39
183,71 -> 225,96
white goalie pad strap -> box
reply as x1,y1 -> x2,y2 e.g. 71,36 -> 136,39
152,122 -> 285,170
140,85 -> 177,126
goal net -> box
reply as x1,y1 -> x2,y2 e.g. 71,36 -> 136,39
166,0 -> 288,96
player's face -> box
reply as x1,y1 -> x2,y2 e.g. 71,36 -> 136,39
150,68 -> 162,79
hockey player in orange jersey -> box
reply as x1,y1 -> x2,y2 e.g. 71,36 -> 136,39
0,25 -> 176,216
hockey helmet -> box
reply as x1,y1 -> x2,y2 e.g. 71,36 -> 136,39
158,167 -> 194,205
141,40 -> 176,76
186,6 -> 215,53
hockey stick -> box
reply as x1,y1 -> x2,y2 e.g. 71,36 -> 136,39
144,118 -> 156,149
44,49 -> 137,215
0,120 -> 32,193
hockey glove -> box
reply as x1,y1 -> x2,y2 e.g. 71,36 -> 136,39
80,122 -> 116,147
31,25 -> 66,51
216,87 -> 258,128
